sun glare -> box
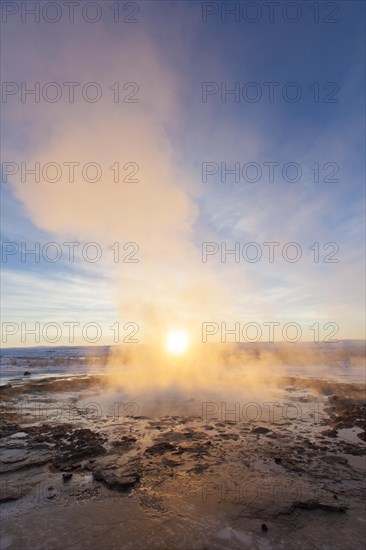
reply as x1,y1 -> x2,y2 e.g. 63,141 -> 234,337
166,330 -> 189,355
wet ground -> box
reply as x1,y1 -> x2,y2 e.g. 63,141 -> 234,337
0,373 -> 365,549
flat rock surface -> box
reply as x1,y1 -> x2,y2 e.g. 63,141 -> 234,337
0,374 -> 365,549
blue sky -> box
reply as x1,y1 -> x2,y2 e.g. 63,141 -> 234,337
1,1 -> 365,346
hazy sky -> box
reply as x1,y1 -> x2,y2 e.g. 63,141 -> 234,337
1,1 -> 365,346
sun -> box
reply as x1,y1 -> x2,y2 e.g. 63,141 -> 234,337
166,330 -> 189,355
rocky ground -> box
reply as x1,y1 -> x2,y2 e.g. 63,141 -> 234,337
0,374 -> 365,549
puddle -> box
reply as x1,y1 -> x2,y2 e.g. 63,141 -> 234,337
338,427 -> 365,445
338,453 -> 366,471
10,432 -> 28,439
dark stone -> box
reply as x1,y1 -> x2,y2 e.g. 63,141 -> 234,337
0,486 -> 25,503
112,436 -> 137,449
93,468 -> 140,492
321,429 -> 338,438
53,428 -> 106,467
145,442 -> 176,456
0,423 -> 21,439
252,427 -> 271,435
217,433 -> 239,440
261,524 -> 268,532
